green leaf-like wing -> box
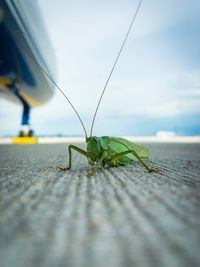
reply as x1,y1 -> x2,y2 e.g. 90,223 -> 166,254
115,137 -> 150,158
104,137 -> 150,162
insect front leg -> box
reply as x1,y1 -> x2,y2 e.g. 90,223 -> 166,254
87,151 -> 107,176
108,149 -> 158,173
59,144 -> 88,171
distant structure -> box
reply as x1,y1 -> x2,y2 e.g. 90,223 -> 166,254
0,0 -> 55,136
156,131 -> 176,138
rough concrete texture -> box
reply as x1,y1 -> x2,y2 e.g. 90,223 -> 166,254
0,143 -> 200,267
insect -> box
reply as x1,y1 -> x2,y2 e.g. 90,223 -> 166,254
61,136 -> 157,176
20,0 -> 159,176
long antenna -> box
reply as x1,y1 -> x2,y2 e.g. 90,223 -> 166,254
90,0 -> 143,136
15,34 -> 88,138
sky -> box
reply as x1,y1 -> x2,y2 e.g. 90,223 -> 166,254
0,0 -> 200,136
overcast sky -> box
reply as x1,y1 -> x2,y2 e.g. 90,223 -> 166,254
1,0 -> 200,136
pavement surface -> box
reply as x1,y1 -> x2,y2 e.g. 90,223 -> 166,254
0,142 -> 200,267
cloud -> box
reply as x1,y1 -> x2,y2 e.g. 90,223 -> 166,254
103,69 -> 200,117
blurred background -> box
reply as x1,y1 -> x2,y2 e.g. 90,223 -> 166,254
0,0 -> 200,137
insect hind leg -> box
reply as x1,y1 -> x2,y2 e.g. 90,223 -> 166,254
108,149 -> 158,172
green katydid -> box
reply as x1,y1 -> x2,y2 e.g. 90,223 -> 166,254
63,136 -> 157,177
20,0 -> 159,176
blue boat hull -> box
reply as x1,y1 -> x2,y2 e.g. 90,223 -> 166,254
0,0 -> 55,107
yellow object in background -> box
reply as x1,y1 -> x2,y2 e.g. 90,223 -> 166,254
0,77 -> 12,88
12,137 -> 38,144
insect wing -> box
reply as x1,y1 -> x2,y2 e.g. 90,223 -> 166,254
117,137 -> 150,158
108,137 -> 150,161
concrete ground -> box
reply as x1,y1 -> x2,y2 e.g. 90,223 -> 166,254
0,142 -> 200,267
